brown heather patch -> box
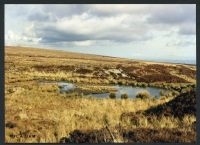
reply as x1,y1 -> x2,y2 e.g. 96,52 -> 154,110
60,127 -> 196,143
5,46 -> 196,143
122,128 -> 196,143
34,65 -> 75,72
144,89 -> 196,118
176,65 -> 196,79
136,74 -> 189,83
75,68 -> 93,74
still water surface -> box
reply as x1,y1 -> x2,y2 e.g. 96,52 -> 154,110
40,81 -> 166,99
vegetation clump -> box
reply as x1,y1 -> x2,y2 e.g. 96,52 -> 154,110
109,93 -> 116,99
136,91 -> 151,99
144,89 -> 196,118
60,127 -> 196,143
5,46 -> 196,143
121,93 -> 128,99
5,121 -> 17,129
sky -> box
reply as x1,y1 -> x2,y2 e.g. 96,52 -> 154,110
5,4 -> 196,63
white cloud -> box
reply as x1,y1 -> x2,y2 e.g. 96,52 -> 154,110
5,4 -> 196,62
5,30 -> 41,46
72,40 -> 95,47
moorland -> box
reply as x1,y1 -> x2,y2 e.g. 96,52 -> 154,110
5,46 -> 196,143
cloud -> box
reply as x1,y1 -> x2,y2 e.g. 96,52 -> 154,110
5,4 -> 196,62
178,23 -> 196,35
73,40 -> 95,47
30,13 -> 152,44
147,5 -> 195,24
167,40 -> 195,47
5,30 -> 41,46
28,12 -> 52,21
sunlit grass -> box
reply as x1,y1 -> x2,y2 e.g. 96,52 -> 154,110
5,46 -> 196,143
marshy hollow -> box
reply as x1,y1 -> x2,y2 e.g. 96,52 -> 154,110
39,81 -> 169,99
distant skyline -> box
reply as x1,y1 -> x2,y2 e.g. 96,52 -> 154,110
5,4 -> 196,63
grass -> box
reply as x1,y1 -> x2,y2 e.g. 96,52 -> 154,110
136,91 -> 151,99
5,46 -> 196,143
6,84 -> 166,143
121,93 -> 128,99
109,93 -> 116,99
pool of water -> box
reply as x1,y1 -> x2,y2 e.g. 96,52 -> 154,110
58,82 -> 76,93
40,81 -> 166,99
39,81 -> 76,93
87,85 -> 165,99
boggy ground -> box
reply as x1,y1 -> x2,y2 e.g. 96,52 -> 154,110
5,46 -> 196,143
60,89 -> 196,143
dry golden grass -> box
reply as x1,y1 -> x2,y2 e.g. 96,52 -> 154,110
6,83 -> 171,143
5,46 -> 196,143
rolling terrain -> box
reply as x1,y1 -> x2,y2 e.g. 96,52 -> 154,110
5,46 -> 196,143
